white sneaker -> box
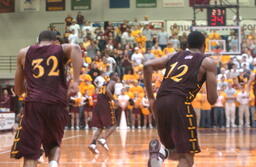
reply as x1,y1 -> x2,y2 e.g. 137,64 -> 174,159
38,155 -> 44,163
138,126 -> 141,129
149,124 -> 153,129
88,144 -> 99,154
98,138 -> 109,151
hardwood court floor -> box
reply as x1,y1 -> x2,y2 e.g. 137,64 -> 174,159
0,128 -> 256,167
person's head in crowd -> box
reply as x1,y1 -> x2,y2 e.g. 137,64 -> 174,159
232,64 -> 237,70
145,47 -> 151,53
3,89 -> 8,97
167,42 -> 173,48
220,76 -> 225,82
91,63 -> 98,69
134,47 -> 140,53
72,20 -> 77,25
110,72 -> 119,81
187,31 -> 205,53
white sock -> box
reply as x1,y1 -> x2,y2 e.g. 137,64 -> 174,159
49,160 -> 58,167
159,144 -> 168,159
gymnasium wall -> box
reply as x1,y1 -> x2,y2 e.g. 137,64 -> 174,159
0,0 -> 255,56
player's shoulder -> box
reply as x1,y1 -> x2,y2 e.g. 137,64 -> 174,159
18,46 -> 30,61
19,46 -> 30,55
201,56 -> 217,69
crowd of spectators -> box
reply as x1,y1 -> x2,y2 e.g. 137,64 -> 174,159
1,12 -> 256,130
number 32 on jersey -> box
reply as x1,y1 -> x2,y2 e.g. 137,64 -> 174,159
164,62 -> 189,82
31,56 -> 59,78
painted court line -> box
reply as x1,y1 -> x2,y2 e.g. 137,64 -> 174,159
0,134 -> 83,155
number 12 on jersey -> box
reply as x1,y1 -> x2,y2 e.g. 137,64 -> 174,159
164,62 -> 189,82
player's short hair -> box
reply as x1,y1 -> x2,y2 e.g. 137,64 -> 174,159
187,31 -> 205,49
38,30 -> 57,43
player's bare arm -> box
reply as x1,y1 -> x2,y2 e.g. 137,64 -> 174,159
14,47 -> 28,96
201,57 -> 218,105
143,55 -> 173,99
62,44 -> 83,96
106,80 -> 116,101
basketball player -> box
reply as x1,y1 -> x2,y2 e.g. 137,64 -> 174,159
143,31 -> 218,167
10,31 -> 83,167
88,72 -> 119,154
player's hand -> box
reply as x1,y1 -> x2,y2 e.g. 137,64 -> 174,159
67,81 -> 79,97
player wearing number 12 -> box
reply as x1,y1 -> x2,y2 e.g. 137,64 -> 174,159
144,31 -> 218,167
10,31 -> 83,167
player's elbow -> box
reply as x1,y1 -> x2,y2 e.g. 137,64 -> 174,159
207,95 -> 218,105
14,87 -> 23,96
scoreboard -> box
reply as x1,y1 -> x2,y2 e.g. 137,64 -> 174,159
207,7 -> 226,26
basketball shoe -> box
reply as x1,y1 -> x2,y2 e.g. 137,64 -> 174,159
98,138 -> 109,151
88,144 -> 99,154
148,139 -> 168,167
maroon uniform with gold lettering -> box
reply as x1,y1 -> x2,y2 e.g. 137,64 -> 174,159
155,50 -> 206,154
11,45 -> 68,160
91,82 -> 116,128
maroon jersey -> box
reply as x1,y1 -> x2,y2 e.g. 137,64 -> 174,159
157,51 -> 206,101
97,81 -> 115,102
24,45 -> 68,105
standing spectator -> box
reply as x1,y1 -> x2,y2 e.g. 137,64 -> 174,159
121,54 -> 133,75
94,72 -> 106,88
117,89 -> 131,126
170,34 -> 180,50
88,63 -> 101,81
157,28 -> 168,50
131,47 -> 144,66
143,25 -> 154,49
192,92 -> 201,127
68,30 -> 79,44
65,14 -> 73,27
200,88 -> 212,128
163,42 -> 176,55
104,52 -> 116,73
224,82 -> 237,128
48,25 -> 61,37
70,20 -> 80,37
213,89 -> 225,128
76,11 -> 84,28
86,41 -> 98,60
237,84 -> 250,127
144,48 -> 155,62
0,89 -> 10,112
179,32 -> 188,50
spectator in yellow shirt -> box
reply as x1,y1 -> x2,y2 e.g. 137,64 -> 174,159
163,42 -> 176,55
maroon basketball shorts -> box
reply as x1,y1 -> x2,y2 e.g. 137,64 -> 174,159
10,102 -> 68,160
91,99 -> 116,128
155,94 -> 200,154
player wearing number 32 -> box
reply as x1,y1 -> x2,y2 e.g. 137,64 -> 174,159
144,31 -> 218,167
10,31 -> 83,167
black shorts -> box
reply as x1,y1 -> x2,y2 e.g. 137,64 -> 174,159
155,94 -> 200,154
10,102 -> 68,160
